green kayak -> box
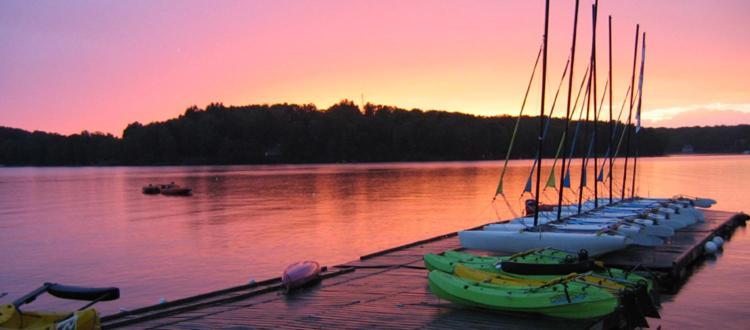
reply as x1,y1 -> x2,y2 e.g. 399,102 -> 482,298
425,249 -> 654,292
428,270 -> 619,320
424,249 -> 659,320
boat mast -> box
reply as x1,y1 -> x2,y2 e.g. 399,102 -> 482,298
591,0 -> 599,208
576,62 -> 592,214
622,24 -> 640,200
533,0 -> 550,227
557,0 -> 580,221
631,32 -> 646,198
608,15 -> 614,204
576,3 -> 597,215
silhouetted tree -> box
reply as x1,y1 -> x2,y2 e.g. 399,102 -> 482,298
1,101 -> 748,166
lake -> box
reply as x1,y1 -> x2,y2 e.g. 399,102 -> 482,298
1,155 -> 748,327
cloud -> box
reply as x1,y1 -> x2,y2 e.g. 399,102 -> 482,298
642,103 -> 750,128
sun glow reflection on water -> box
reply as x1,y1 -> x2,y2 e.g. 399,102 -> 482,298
0,155 -> 748,326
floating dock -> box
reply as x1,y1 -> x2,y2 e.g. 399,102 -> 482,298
102,209 -> 747,329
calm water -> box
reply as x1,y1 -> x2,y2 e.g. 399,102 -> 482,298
1,155 -> 749,327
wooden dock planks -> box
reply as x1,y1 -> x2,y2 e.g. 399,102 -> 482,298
103,209 -> 747,329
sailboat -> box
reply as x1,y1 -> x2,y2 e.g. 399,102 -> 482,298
460,0 -> 633,256
459,2 -> 712,256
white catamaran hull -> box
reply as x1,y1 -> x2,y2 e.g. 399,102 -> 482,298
482,223 -> 663,247
458,230 -> 629,256
494,212 -> 675,238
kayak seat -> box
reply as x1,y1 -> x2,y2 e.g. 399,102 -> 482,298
46,283 -> 120,301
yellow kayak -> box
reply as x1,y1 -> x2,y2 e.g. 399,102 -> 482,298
0,304 -> 99,330
0,283 -> 119,330
454,264 -> 633,292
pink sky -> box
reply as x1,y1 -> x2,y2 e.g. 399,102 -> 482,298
1,0 -> 749,135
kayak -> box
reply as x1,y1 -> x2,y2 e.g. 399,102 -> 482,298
1,282 -> 120,330
425,249 -> 653,292
428,270 -> 620,320
452,264 -> 655,323
424,249 -> 659,319
0,305 -> 100,330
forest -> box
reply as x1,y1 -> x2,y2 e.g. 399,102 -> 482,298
1,100 -> 749,166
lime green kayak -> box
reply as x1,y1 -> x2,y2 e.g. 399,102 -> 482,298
426,248 -> 588,272
425,249 -> 653,292
428,270 -> 619,319
425,249 -> 659,320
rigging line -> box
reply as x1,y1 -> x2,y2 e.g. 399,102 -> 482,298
608,15 -> 614,204
564,65 -> 593,195
521,56 -> 572,195
543,130 -> 566,191
556,0 -> 580,221
622,25 -> 640,201
580,77 -> 609,174
494,40 -> 544,197
591,0 -> 600,209
631,32 -> 647,199
546,72 -> 605,192
581,77 -> 609,179
576,54 -> 594,214
533,0 -> 551,228
561,66 -> 592,181
499,194 -> 520,219
595,80 -> 609,127
592,80 -> 609,195
560,67 -> 590,192
601,84 -> 632,180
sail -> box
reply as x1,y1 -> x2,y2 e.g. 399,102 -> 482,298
523,176 -> 532,193
563,168 -> 571,188
580,135 -> 596,188
635,34 -> 646,133
588,78 -> 609,182
544,131 -> 566,189
546,169 -> 557,188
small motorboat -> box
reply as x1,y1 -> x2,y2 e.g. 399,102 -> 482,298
142,184 -> 161,195
160,182 -> 192,196
282,260 -> 321,292
0,282 -> 120,330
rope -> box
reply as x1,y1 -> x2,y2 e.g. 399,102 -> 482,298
521,57 -> 572,195
495,41 -> 544,196
601,84 -> 632,180
562,67 -> 593,190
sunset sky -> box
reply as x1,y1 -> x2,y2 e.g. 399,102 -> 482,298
1,0 -> 749,135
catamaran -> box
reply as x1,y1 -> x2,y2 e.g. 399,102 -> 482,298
458,1 -> 713,256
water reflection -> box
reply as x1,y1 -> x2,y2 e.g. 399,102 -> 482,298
0,156 -> 748,325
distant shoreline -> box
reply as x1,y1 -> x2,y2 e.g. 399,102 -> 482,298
1,153 -> 746,168
2,101 -> 748,166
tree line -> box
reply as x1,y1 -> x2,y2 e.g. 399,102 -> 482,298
1,100 -> 748,166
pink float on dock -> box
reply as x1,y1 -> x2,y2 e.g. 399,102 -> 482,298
282,261 -> 321,291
